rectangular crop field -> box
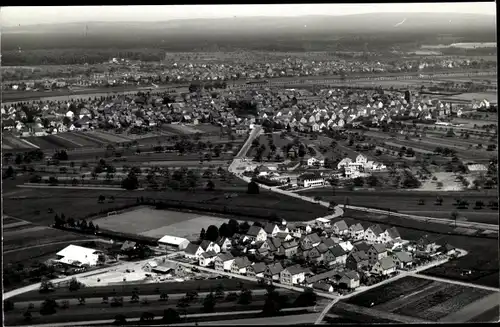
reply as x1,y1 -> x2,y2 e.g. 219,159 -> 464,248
24,136 -> 60,149
346,276 -> 435,308
393,284 -> 493,321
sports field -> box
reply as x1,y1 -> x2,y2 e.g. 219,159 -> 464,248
93,207 -> 240,241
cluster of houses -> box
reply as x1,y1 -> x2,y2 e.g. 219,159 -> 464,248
4,55 -> 478,91
158,219 -> 454,293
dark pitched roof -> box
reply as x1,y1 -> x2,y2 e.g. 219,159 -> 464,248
184,243 -> 201,255
250,262 -> 267,274
329,244 -> 346,257
263,222 -> 278,234
201,250 -> 217,258
306,269 -> 341,284
341,270 -> 360,281
246,226 -> 264,237
267,262 -> 284,275
349,223 -> 364,232
216,253 -> 234,262
333,220 -> 348,231
368,224 -> 384,236
371,243 -> 387,254
200,240 -> 213,251
282,240 -> 299,249
316,243 -> 329,253
354,241 -> 371,253
284,264 -> 305,275
233,256 -> 252,268
309,233 -> 322,244
321,238 -> 336,248
386,227 -> 401,239
394,251 -> 412,263
349,251 -> 369,263
378,257 -> 396,270
120,241 -> 137,251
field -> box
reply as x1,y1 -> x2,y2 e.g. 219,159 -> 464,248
297,189 -> 499,225
3,186 -> 330,227
344,276 -> 497,322
442,92 -> 498,103
2,216 -> 93,253
93,207 -> 241,241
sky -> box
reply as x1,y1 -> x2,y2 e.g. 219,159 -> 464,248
1,3 -> 496,27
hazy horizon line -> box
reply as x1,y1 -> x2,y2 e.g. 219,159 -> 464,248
3,11 -> 495,28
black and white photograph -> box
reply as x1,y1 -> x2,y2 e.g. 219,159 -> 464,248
1,3 -> 498,325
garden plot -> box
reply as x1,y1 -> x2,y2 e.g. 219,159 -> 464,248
394,284 -> 492,321
346,276 -> 435,308
92,207 -> 237,241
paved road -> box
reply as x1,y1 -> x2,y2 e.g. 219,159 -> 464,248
409,272 -> 500,292
21,307 -> 318,327
173,312 -> 322,326
346,205 -> 499,231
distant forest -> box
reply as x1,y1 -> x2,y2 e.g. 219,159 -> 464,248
2,13 -> 496,66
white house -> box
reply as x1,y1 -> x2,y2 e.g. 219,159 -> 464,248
244,226 -> 268,243
217,237 -> 233,252
214,253 -> 234,272
371,257 -> 397,276
364,225 -> 384,243
307,156 -> 325,167
297,173 -> 325,188
200,240 -> 221,254
231,257 -> 252,274
199,251 -> 218,267
348,223 -> 365,241
183,243 -> 205,259
332,220 -> 349,235
280,265 -> 306,285
55,244 -> 103,267
158,235 -> 190,251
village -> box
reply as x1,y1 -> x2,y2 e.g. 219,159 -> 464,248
49,216 -> 462,297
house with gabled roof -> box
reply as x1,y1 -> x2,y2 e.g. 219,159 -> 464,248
349,223 -> 365,241
324,244 -> 347,266
380,227 -> 402,245
280,264 -> 306,285
279,240 -> 299,258
244,226 -> 268,243
214,253 -> 234,272
200,240 -> 221,254
392,251 -> 413,269
183,243 -> 205,260
338,271 -> 361,289
217,237 -> 232,253
301,233 -> 322,249
332,220 -> 349,235
367,243 -> 388,265
247,262 -> 267,278
199,251 -> 218,267
346,251 -> 370,271
265,262 -> 284,281
230,256 -> 252,275
371,256 -> 397,276
364,225 -> 384,243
